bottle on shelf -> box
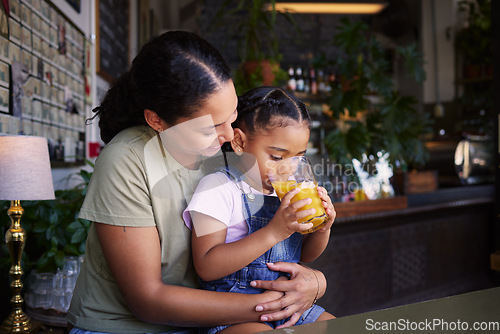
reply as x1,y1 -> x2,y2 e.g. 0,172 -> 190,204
304,67 -> 310,93
296,66 -> 304,92
287,66 -> 296,92
326,70 -> 336,93
317,69 -> 326,93
310,67 -> 318,95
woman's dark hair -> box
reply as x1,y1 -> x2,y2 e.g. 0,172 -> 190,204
91,31 -> 232,144
234,87 -> 311,136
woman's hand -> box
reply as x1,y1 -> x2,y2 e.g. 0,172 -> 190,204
250,262 -> 326,328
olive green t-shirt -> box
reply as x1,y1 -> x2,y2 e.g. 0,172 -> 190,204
67,126 -> 206,333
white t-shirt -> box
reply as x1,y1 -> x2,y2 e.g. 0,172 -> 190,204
183,171 -> 273,243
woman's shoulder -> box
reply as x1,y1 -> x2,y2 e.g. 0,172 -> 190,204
107,125 -> 155,147
93,126 -> 158,174
98,126 -> 155,158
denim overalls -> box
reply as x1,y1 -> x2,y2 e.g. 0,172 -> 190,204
200,167 -> 325,334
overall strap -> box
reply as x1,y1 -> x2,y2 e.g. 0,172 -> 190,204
217,165 -> 256,202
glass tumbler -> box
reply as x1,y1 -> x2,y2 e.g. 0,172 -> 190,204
268,156 -> 328,234
32,272 -> 55,309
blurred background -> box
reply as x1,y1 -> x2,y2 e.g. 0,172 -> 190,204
0,0 -> 498,331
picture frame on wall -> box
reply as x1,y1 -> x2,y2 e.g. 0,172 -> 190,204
0,85 -> 9,113
96,0 -> 129,83
9,18 -> 21,44
138,0 -> 149,49
10,0 -> 19,21
0,0 -> 9,39
65,0 -> 81,14
0,60 -> 9,87
21,3 -> 31,27
1,0 -> 87,163
0,36 -> 9,61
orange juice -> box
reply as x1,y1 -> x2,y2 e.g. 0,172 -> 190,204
272,180 -> 328,234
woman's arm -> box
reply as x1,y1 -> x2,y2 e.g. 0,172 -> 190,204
95,223 -> 279,327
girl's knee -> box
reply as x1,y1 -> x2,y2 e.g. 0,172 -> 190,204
317,311 -> 336,321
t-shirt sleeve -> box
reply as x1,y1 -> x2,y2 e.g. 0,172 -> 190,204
78,141 -> 155,227
183,172 -> 234,230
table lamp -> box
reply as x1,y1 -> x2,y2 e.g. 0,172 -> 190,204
0,136 -> 55,333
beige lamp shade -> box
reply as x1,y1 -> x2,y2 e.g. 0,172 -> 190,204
0,136 -> 55,201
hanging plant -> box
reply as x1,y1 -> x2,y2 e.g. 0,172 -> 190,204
325,18 -> 431,171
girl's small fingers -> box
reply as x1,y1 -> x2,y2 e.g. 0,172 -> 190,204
281,188 -> 300,205
317,187 -> 328,198
325,205 -> 336,217
297,222 -> 314,232
292,208 -> 316,221
289,197 -> 312,211
321,193 -> 332,205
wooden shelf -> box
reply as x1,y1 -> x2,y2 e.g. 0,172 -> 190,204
456,76 -> 493,85
492,250 -> 500,272
334,196 -> 408,218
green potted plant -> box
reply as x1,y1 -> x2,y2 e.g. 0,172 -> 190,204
206,0 -> 297,93
324,18 -> 431,172
454,0 -> 491,78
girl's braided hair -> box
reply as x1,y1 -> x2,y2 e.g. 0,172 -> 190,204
234,87 -> 311,136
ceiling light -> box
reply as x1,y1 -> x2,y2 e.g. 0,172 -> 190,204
267,2 -> 387,14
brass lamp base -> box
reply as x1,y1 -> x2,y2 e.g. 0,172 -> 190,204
0,311 -> 41,334
0,201 -> 40,334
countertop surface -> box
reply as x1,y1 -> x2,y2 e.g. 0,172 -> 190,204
334,184 -> 495,224
262,287 -> 500,333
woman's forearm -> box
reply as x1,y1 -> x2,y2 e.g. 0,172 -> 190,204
96,223 -> 285,327
131,283 -> 280,327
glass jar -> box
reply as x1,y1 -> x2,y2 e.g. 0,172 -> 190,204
454,134 -> 494,185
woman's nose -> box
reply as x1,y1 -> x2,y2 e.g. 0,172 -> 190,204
217,122 -> 234,143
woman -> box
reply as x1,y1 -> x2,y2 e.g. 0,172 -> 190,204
67,31 -> 327,334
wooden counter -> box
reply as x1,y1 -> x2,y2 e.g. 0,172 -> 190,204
309,184 -> 496,317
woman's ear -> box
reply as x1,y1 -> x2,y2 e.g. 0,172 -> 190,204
231,128 -> 247,155
144,109 -> 165,132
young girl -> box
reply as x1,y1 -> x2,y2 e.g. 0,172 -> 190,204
183,87 -> 336,334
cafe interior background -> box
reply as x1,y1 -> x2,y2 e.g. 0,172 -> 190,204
0,0 -> 498,330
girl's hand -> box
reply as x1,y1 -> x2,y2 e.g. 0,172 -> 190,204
316,186 -> 336,233
250,262 -> 325,328
267,188 -> 315,241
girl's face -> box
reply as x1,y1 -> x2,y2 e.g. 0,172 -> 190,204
237,120 -> 310,193
160,80 -> 238,166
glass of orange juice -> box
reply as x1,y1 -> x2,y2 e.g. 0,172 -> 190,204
268,156 -> 328,234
